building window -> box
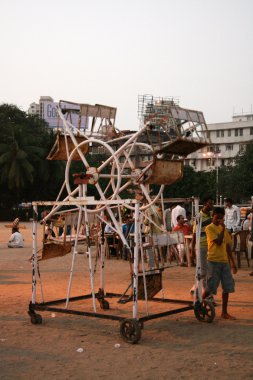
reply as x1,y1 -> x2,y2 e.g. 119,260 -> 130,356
191,160 -> 196,167
226,144 -> 233,151
216,130 -> 220,137
235,129 -> 238,136
98,146 -> 105,154
250,127 -> 253,135
207,146 -> 214,152
221,130 -> 224,137
228,130 -> 231,137
207,158 -> 212,167
239,128 -> 243,136
221,159 -> 225,166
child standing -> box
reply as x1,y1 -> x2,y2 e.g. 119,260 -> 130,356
204,207 -> 237,319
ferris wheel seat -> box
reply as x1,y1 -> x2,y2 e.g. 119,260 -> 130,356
155,138 -> 208,156
37,241 -> 72,261
47,134 -> 89,161
145,159 -> 183,185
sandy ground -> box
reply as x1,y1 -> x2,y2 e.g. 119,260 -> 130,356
0,222 -> 253,380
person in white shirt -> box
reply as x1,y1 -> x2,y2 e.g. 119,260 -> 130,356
8,227 -> 24,248
224,198 -> 241,232
104,223 -> 114,233
171,203 -> 186,229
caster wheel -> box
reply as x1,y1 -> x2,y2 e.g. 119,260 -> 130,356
30,313 -> 42,325
120,319 -> 141,344
194,300 -> 215,323
99,299 -> 110,310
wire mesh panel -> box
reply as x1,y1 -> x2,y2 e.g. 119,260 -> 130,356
137,94 -> 211,156
138,272 -> 162,300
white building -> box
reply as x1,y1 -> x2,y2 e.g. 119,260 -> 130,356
28,102 -> 40,116
28,96 -> 88,130
185,114 -> 253,171
28,96 -> 57,127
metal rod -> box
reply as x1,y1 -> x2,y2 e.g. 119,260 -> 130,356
132,202 -> 139,319
83,184 -> 97,312
65,194 -> 83,308
32,205 -> 38,304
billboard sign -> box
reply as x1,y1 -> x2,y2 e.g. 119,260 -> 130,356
41,100 -> 88,130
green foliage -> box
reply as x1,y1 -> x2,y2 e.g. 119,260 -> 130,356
163,166 -> 217,201
0,104 -> 64,207
229,141 -> 253,201
163,142 -> 253,203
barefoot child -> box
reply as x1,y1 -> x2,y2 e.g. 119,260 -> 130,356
204,207 -> 237,319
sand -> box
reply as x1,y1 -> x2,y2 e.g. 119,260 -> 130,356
0,222 -> 253,380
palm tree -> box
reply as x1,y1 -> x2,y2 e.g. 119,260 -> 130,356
0,140 -> 34,193
0,104 -> 55,203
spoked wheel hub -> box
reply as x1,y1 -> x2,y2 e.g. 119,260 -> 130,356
120,319 -> 142,344
194,299 -> 215,323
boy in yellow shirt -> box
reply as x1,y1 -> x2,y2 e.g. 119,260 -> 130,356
204,207 -> 237,319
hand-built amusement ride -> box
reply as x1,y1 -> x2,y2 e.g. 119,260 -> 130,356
28,95 -> 215,343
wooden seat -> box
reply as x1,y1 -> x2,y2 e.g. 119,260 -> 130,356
233,230 -> 250,268
47,134 -> 89,161
138,271 -> 162,299
154,138 -> 208,156
145,159 -> 183,185
38,240 -> 72,261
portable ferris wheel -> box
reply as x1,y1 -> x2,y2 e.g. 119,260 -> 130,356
28,95 -> 214,343
45,95 -> 210,210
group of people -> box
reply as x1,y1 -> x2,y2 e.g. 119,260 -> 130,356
190,196 -> 253,320
164,196 -> 253,319
7,199 -> 252,313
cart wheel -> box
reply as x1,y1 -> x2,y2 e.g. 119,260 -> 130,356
194,300 -> 215,323
99,299 -> 110,310
120,319 -> 141,344
30,313 -> 42,325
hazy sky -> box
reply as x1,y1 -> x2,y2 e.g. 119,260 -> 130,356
1,0 -> 253,129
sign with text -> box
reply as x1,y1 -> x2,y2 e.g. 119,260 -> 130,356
41,100 -> 88,130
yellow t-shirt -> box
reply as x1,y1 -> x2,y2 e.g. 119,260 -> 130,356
193,210 -> 212,247
206,223 -> 232,263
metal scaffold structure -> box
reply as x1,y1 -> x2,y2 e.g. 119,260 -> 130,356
28,96 -> 215,343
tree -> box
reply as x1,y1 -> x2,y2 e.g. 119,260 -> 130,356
230,141 -> 253,201
0,104 -> 64,207
163,165 -> 216,201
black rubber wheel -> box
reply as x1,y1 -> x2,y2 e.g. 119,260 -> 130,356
194,300 -> 215,323
120,319 -> 141,344
30,313 -> 42,325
